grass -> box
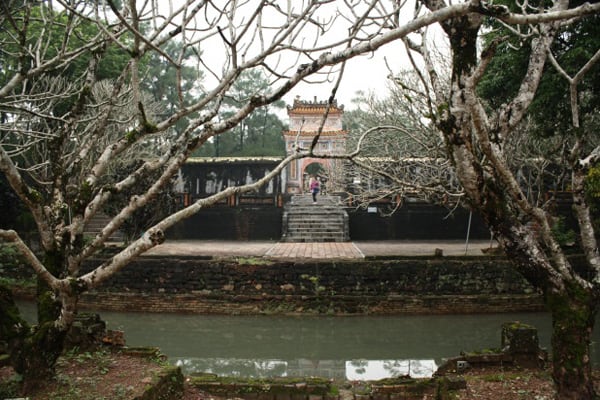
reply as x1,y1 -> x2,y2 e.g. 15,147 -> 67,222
235,256 -> 273,265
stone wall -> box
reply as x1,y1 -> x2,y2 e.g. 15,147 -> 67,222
165,202 -> 489,241
68,256 -> 544,315
166,208 -> 283,240
347,204 -> 489,240
74,292 -> 542,315
84,257 -> 533,295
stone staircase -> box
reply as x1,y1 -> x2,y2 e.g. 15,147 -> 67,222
83,212 -> 124,243
281,194 -> 349,242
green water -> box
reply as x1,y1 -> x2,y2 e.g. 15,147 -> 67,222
17,303 -> 600,380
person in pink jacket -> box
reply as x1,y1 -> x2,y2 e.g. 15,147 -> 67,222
309,176 -> 320,203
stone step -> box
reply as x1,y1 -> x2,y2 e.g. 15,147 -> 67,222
287,218 -> 344,224
290,201 -> 340,207
287,231 -> 346,237
281,235 -> 347,242
285,222 -> 341,228
284,236 -> 346,242
83,213 -> 124,242
286,209 -> 344,215
289,195 -> 341,205
286,208 -> 346,214
288,201 -> 341,206
287,214 -> 344,219
288,217 -> 344,226
287,230 -> 345,236
284,230 -> 345,236
281,194 -> 350,243
287,219 -> 345,227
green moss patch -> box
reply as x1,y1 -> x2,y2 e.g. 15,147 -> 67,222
189,375 -> 333,397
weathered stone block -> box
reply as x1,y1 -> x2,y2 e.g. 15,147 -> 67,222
64,312 -> 106,351
501,321 -> 547,368
102,329 -> 125,346
501,322 -> 539,354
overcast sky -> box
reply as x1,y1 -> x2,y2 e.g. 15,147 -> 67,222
281,45 -> 402,110
154,1 -> 445,112
173,1 -> 417,112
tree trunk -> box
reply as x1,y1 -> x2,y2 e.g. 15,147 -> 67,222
37,250 -> 63,324
1,283 -> 66,392
0,283 -> 29,350
13,250 -> 69,391
547,284 -> 598,400
14,322 -> 67,392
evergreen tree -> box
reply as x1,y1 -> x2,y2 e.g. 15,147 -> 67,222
195,70 -> 285,157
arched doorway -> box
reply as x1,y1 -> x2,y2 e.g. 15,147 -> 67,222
303,161 -> 328,194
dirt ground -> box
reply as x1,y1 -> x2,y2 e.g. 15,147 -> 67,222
3,349 -> 600,400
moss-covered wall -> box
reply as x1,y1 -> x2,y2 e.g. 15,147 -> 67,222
6,255 -> 546,314
69,256 -> 543,314
83,257 -> 533,296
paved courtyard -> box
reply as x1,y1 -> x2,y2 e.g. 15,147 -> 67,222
144,239 -> 498,260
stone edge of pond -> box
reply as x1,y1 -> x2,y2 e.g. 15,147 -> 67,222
186,373 -> 467,400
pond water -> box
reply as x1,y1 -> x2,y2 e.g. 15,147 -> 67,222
17,303 -> 600,380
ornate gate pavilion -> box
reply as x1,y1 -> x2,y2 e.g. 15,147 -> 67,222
167,96 -> 490,241
282,96 -> 348,194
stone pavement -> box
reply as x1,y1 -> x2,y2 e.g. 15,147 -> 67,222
144,239 -> 498,260
265,242 -> 364,259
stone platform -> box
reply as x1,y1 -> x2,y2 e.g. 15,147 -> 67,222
144,239 -> 497,260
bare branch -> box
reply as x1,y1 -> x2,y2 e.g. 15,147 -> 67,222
0,230 -> 60,290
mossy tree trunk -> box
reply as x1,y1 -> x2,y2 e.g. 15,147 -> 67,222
0,283 -> 29,357
424,1 -> 599,398
1,283 -> 64,390
547,284 -> 598,400
21,249 -> 71,387
12,322 -> 67,392
37,250 -> 64,324
1,249 -> 71,391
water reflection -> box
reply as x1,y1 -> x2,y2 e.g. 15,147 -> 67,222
16,302 -> 600,380
173,358 -> 437,380
175,358 -> 289,378
346,359 -> 437,380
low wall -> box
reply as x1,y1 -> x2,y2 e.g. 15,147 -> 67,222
347,204 -> 489,240
166,208 -> 283,240
75,292 -> 542,315
164,203 -> 490,241
70,256 -> 544,315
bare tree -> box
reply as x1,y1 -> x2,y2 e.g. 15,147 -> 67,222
0,0 -> 599,395
342,75 -> 465,212
338,1 -> 600,398
343,84 -> 573,216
